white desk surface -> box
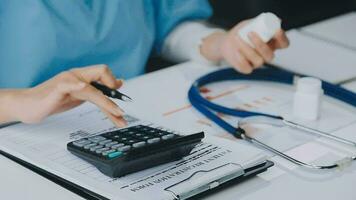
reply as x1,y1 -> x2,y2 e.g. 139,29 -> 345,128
0,63 -> 355,200
0,155 -> 83,200
1,14 -> 356,200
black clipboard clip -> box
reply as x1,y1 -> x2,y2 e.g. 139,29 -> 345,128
164,163 -> 245,200
164,161 -> 274,200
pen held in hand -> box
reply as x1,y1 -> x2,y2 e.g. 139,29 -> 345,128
91,81 -> 133,102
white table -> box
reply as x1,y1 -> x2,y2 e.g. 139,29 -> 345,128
0,62 -> 355,200
0,155 -> 83,200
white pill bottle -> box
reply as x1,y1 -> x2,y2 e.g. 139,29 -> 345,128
238,12 -> 281,46
293,77 -> 324,120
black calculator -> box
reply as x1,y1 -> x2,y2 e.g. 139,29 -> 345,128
67,125 -> 204,177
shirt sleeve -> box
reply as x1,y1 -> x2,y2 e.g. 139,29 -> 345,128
152,0 -> 213,54
161,20 -> 225,65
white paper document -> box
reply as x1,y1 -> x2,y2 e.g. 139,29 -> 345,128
0,61 -> 355,200
121,63 -> 356,178
0,103 -> 266,200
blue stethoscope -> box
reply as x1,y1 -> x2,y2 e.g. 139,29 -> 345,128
188,65 -> 356,170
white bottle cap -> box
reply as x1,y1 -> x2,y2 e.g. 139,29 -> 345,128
296,77 -> 322,94
238,12 -> 281,47
293,77 -> 324,120
254,13 -> 281,42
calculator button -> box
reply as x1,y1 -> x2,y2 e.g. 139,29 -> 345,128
99,139 -> 112,145
111,143 -> 125,149
105,141 -> 118,147
147,129 -> 157,134
88,136 -> 106,143
75,139 -> 90,144
90,145 -> 103,151
108,151 -> 123,159
147,138 -> 160,144
126,139 -> 140,145
102,149 -> 115,156
73,140 -> 91,147
162,134 -> 175,140
117,145 -> 131,152
112,135 -> 122,139
142,136 -> 152,140
141,127 -> 150,131
132,141 -> 146,148
83,143 -> 97,149
117,128 -> 129,133
95,147 -> 109,154
126,131 -> 135,135
155,131 -> 169,137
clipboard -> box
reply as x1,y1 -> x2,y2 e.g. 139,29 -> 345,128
0,112 -> 274,200
0,147 -> 273,200
164,162 -> 273,200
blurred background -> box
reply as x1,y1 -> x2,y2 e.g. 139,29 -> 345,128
146,0 -> 356,72
208,0 -> 356,29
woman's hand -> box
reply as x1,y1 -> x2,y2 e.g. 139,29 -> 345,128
0,65 -> 127,127
200,20 -> 289,73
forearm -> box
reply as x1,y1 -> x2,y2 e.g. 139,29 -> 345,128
0,90 -> 21,124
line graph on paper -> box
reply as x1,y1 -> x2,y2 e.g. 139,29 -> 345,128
158,80 -> 356,149
160,81 -> 292,136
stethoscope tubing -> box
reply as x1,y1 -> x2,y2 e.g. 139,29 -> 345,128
189,65 -> 356,170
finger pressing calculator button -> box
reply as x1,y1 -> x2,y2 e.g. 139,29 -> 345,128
132,141 -> 146,148
108,151 -> 123,159
162,134 -> 175,140
99,139 -> 112,145
147,138 -> 160,144
117,145 -> 131,152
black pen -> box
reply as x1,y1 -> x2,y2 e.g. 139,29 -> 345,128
91,81 -> 133,102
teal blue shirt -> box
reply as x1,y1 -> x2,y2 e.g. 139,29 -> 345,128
0,0 -> 212,88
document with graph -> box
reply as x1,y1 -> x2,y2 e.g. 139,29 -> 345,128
0,102 -> 269,200
121,63 -> 356,170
